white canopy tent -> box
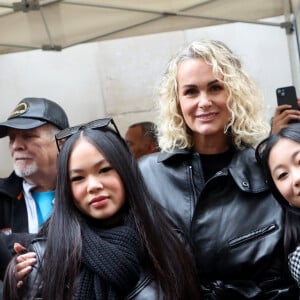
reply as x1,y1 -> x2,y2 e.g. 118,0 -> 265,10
0,0 -> 298,177
0,0 -> 295,55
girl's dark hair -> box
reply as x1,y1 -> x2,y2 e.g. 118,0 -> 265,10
256,123 -> 300,262
40,127 -> 199,299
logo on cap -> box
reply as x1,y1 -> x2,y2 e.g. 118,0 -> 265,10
9,102 -> 28,119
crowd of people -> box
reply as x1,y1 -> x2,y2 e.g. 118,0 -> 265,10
1,39 -> 300,299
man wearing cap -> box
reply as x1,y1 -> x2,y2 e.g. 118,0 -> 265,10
0,97 -> 69,281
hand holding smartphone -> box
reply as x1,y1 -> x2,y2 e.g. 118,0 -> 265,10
276,86 -> 299,110
275,85 -> 299,126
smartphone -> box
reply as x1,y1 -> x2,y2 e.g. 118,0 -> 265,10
276,86 -> 299,110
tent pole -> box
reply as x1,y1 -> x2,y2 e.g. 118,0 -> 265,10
288,0 -> 300,94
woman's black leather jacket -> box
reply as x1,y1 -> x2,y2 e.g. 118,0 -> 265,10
139,147 -> 298,299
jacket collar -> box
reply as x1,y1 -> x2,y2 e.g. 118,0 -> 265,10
0,172 -> 23,198
157,148 -> 192,162
157,147 -> 269,193
228,147 -> 269,193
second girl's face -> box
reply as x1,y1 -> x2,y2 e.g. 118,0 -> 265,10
177,58 -> 231,142
69,139 -> 126,219
269,138 -> 300,207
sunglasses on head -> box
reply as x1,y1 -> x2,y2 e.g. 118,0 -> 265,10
55,117 -> 121,151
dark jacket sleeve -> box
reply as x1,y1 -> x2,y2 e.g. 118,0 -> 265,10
0,234 -> 13,280
0,232 -> 36,280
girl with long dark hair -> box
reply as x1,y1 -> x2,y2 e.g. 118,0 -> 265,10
4,118 -> 200,300
256,123 -> 300,286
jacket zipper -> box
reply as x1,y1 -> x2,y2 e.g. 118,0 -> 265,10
228,224 -> 278,248
187,164 -> 197,207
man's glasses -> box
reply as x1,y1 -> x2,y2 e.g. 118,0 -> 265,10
55,117 -> 121,151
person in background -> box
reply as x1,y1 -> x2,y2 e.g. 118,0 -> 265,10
256,123 -> 300,288
125,121 -> 159,159
0,97 -> 69,281
138,39 -> 298,299
4,118 -> 200,300
271,99 -> 300,134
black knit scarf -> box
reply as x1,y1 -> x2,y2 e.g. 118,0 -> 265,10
74,214 -> 143,300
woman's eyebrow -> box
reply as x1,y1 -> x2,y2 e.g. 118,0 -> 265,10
207,79 -> 219,86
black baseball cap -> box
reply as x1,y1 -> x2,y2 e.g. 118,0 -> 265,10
0,97 -> 69,138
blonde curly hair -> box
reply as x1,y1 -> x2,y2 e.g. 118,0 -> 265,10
157,39 -> 270,152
